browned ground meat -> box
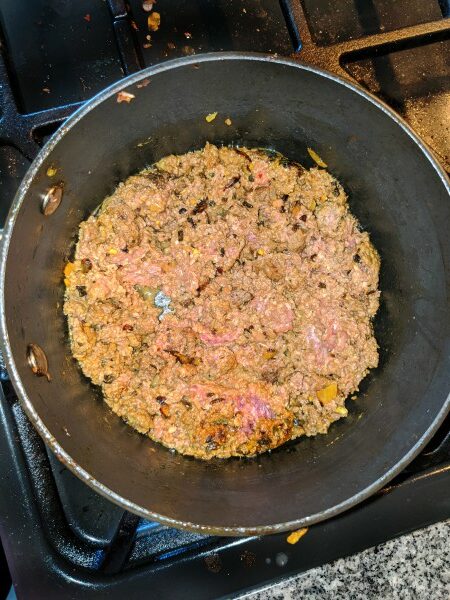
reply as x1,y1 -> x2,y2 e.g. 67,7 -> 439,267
64,143 -> 380,459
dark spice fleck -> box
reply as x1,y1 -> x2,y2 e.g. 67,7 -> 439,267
300,214 -> 307,222
181,397 -> 192,409
354,253 -> 361,263
81,258 -> 92,273
248,174 -> 255,182
165,349 -> 200,365
235,148 -> 251,161
318,282 -> 326,289
156,395 -> 167,404
76,285 -> 87,297
121,246 -> 129,253
282,194 -> 289,202
206,392 -> 215,397
177,229 -> 184,241
187,217 -> 196,228
220,247 -> 225,256
122,323 -> 134,331
310,253 -> 317,261
211,396 -> 225,404
103,374 -> 114,384
292,223 -> 301,231
333,182 -> 341,197
197,278 -> 210,293
280,205 -> 286,213
179,207 -> 187,214
192,199 -> 208,214
215,266 -> 223,275
224,175 -> 240,190
242,200 -> 253,209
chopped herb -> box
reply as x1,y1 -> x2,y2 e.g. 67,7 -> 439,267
224,176 -> 240,190
235,148 -> 251,161
192,199 -> 208,214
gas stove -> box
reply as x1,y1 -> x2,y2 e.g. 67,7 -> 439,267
0,2 -> 449,598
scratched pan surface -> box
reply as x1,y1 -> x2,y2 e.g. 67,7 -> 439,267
1,54 -> 449,535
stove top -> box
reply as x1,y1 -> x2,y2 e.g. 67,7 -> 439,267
0,2 -> 449,598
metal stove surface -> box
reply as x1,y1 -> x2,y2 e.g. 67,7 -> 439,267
0,1 -> 449,599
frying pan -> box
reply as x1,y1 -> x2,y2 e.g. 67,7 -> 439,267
1,54 -> 449,535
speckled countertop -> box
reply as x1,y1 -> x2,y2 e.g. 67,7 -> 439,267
237,520 -> 450,600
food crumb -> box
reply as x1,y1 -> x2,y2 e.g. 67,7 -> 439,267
147,11 -> 161,31
117,91 -> 135,103
287,527 -> 308,544
46,166 -> 58,177
83,14 -> 91,22
225,118 -> 232,126
205,112 -> 218,123
137,78 -> 150,88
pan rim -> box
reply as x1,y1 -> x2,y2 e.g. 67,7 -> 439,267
1,51 -> 449,535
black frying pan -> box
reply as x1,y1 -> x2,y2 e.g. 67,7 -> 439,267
1,54 -> 449,535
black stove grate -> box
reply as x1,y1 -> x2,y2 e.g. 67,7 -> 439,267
0,2 -> 449,598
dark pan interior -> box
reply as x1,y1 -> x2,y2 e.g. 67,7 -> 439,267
2,55 -> 449,533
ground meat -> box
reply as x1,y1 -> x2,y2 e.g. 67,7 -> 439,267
63,144 -> 380,459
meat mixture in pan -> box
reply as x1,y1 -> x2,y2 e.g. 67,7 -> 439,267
64,143 -> 380,459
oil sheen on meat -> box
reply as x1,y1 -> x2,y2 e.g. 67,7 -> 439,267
64,144 -> 380,459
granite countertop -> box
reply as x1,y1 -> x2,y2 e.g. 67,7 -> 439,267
238,520 -> 450,600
